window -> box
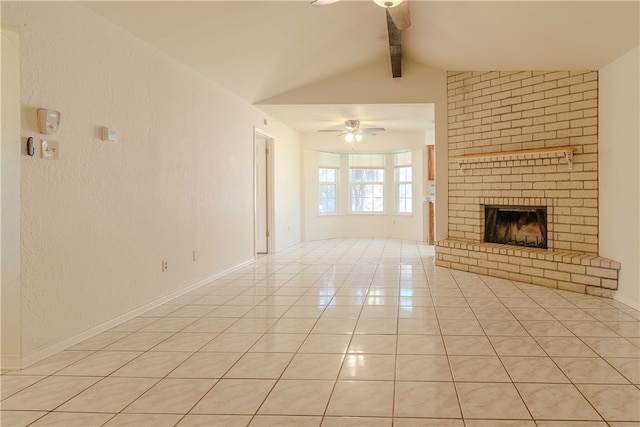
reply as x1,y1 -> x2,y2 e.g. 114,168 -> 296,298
349,154 -> 385,213
318,152 -> 340,214
350,168 -> 384,212
394,151 -> 412,214
319,168 -> 337,213
396,166 -> 412,213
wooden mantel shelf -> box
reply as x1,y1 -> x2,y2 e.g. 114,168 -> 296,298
451,146 -> 575,170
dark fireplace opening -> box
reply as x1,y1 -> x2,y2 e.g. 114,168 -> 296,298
484,206 -> 547,249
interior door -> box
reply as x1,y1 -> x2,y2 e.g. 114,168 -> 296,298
255,134 -> 268,254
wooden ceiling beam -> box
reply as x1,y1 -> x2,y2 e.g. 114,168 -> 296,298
386,9 -> 402,78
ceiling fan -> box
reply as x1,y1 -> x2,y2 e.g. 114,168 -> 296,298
318,119 -> 386,142
311,0 -> 411,78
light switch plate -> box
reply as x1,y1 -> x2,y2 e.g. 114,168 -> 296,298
102,126 -> 117,142
41,140 -> 60,160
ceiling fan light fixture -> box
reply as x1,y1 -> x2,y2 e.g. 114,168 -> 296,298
345,131 -> 363,143
373,0 -> 404,8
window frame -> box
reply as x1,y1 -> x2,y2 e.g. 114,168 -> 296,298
395,165 -> 413,214
318,167 -> 338,215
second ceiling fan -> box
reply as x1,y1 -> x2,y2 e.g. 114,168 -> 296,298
319,120 -> 386,142
311,0 -> 411,78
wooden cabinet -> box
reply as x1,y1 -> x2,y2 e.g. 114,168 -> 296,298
427,145 -> 435,181
428,201 -> 434,245
425,145 -> 435,245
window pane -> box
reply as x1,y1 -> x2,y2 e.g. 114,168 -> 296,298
319,168 -> 337,213
395,167 -> 412,214
397,166 -> 411,181
350,168 -> 383,183
350,168 -> 384,212
326,169 -> 335,181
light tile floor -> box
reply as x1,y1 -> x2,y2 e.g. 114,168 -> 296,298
2,238 -> 639,427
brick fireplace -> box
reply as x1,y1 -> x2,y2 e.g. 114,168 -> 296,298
435,71 -> 620,297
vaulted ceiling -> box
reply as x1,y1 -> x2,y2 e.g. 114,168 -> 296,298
82,1 -> 638,133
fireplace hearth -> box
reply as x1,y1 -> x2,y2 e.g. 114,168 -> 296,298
484,206 -> 547,249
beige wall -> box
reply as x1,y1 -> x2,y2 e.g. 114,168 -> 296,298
599,46 -> 640,309
2,2 -> 301,367
266,121 -> 302,252
1,26 -> 22,367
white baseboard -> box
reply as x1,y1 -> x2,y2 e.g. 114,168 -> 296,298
1,353 -> 22,371
613,292 -> 640,311
18,257 -> 256,370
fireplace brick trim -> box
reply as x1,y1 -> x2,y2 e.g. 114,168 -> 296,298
435,239 -> 620,297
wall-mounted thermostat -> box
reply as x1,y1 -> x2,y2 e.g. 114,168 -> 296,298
102,126 -> 117,142
37,109 -> 61,134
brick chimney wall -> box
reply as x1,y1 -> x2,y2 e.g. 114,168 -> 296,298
436,71 -> 620,297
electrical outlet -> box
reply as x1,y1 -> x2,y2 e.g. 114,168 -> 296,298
161,260 -> 168,272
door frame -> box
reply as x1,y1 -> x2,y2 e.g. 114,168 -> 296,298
1,25 -> 23,369
253,127 -> 275,255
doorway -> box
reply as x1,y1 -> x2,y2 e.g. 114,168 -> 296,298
254,129 -> 273,254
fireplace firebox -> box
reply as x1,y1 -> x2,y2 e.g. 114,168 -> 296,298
484,206 -> 547,249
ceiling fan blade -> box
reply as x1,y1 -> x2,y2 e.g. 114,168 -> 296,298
388,1 -> 411,30
360,129 -> 383,136
318,129 -> 343,132
311,0 -> 341,5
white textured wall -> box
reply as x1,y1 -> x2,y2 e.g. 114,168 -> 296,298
1,26 -> 22,366
599,46 -> 640,309
262,120 -> 302,252
2,2 -> 300,364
